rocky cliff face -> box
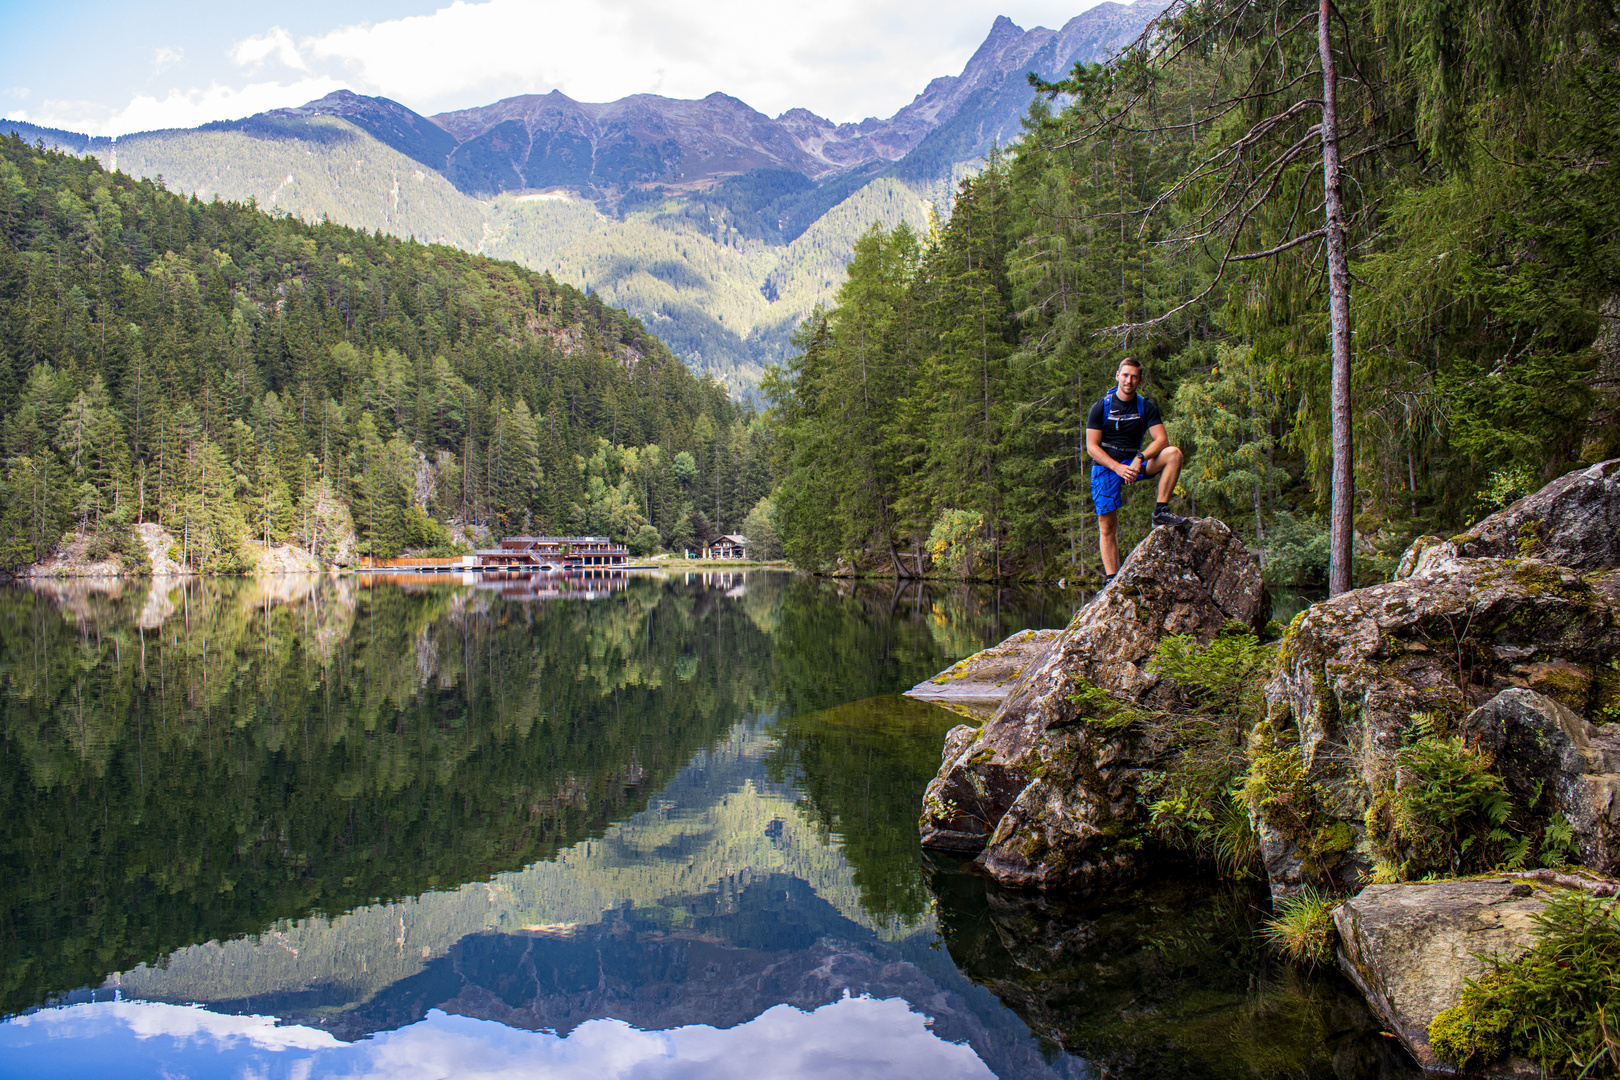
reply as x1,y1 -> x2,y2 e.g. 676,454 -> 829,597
915,460 -> 1620,1080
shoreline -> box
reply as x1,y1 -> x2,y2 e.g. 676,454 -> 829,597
4,559 -> 796,582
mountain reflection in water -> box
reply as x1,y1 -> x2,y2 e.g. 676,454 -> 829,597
0,572 -> 1411,1078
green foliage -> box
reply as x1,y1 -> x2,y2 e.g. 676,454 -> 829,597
1261,887 -> 1340,966
1261,512 -> 1332,588
1153,630 -> 1275,716
1366,724 -> 1522,876
1064,674 -> 1138,732
1169,345 -> 1279,534
1429,890 -> 1620,1077
766,221 -> 925,568
1476,464 -> 1541,519
740,496 -> 781,560
1136,633 -> 1275,877
629,523 -> 661,557
926,508 -> 986,580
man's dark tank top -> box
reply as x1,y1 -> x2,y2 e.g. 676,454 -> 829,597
1087,391 -> 1162,458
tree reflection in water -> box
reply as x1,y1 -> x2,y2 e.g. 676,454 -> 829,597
924,857 -> 1418,1079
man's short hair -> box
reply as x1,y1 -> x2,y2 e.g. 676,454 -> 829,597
1118,356 -> 1143,372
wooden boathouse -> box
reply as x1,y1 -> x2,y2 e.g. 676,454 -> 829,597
473,535 -> 630,571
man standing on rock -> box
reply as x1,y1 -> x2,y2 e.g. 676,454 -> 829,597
1086,356 -> 1188,587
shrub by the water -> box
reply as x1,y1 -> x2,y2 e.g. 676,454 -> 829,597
1261,887 -> 1340,966
1429,890 -> 1620,1076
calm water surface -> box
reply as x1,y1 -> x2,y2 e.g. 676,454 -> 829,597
0,571 -> 1413,1079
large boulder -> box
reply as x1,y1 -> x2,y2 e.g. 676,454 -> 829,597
1333,879 -> 1550,1075
1461,688 -> 1620,872
1259,549 -> 1620,895
1452,458 -> 1620,568
919,519 -> 1269,886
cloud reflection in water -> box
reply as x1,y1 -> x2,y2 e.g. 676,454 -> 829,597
1,994 -> 994,1080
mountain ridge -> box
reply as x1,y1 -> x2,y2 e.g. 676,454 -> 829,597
0,2 -> 1166,389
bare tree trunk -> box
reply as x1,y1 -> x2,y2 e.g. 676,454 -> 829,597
1319,0 -> 1354,597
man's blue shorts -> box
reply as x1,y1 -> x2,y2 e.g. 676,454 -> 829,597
1091,460 -> 1146,516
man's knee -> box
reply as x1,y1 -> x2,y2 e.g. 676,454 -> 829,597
1162,444 -> 1184,466
1096,515 -> 1118,538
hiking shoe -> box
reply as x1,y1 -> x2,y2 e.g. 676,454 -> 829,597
1151,507 -> 1190,528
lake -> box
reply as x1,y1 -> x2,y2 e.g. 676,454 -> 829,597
0,571 -> 1414,1079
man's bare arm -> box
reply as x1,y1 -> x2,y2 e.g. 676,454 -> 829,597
1138,424 -> 1170,462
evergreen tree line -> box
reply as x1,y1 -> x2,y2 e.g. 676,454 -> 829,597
0,134 -> 774,569
766,0 -> 1620,583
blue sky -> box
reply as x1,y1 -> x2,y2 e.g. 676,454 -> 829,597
0,0 -> 1113,136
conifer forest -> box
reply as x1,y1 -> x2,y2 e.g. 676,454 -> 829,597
766,0 -> 1620,588
0,135 -> 771,571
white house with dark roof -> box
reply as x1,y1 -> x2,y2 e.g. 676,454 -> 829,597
710,534 -> 748,559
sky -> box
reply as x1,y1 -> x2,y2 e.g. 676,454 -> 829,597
0,0 -> 1114,137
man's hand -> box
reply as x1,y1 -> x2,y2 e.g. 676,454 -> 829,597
1115,459 -> 1141,483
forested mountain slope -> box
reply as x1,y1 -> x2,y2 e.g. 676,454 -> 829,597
0,3 -> 1163,390
0,136 -> 772,571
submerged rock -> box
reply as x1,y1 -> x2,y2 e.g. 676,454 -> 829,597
1334,878 -> 1549,1075
918,519 -> 1268,884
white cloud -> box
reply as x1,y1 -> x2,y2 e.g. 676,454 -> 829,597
12,1001 -> 341,1053
8,76 -> 349,136
230,27 -> 310,73
153,46 -> 184,74
8,0 -> 1115,136
8,995 -> 993,1078
295,0 -> 1103,121
341,997 -> 996,1080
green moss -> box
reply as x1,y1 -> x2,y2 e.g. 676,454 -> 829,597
1243,724 -> 1317,842
1317,820 -> 1356,858
1590,666 -> 1620,724
1429,988 -> 1511,1067
1516,520 -> 1542,556
1312,668 -> 1340,729
1532,665 -> 1592,713
1242,724 -> 1359,879
1428,892 -> 1620,1077
1274,611 -> 1309,665
1511,562 -> 1595,609
968,746 -> 996,766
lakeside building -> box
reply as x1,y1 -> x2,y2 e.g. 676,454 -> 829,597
474,536 -> 630,570
710,535 -> 748,560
